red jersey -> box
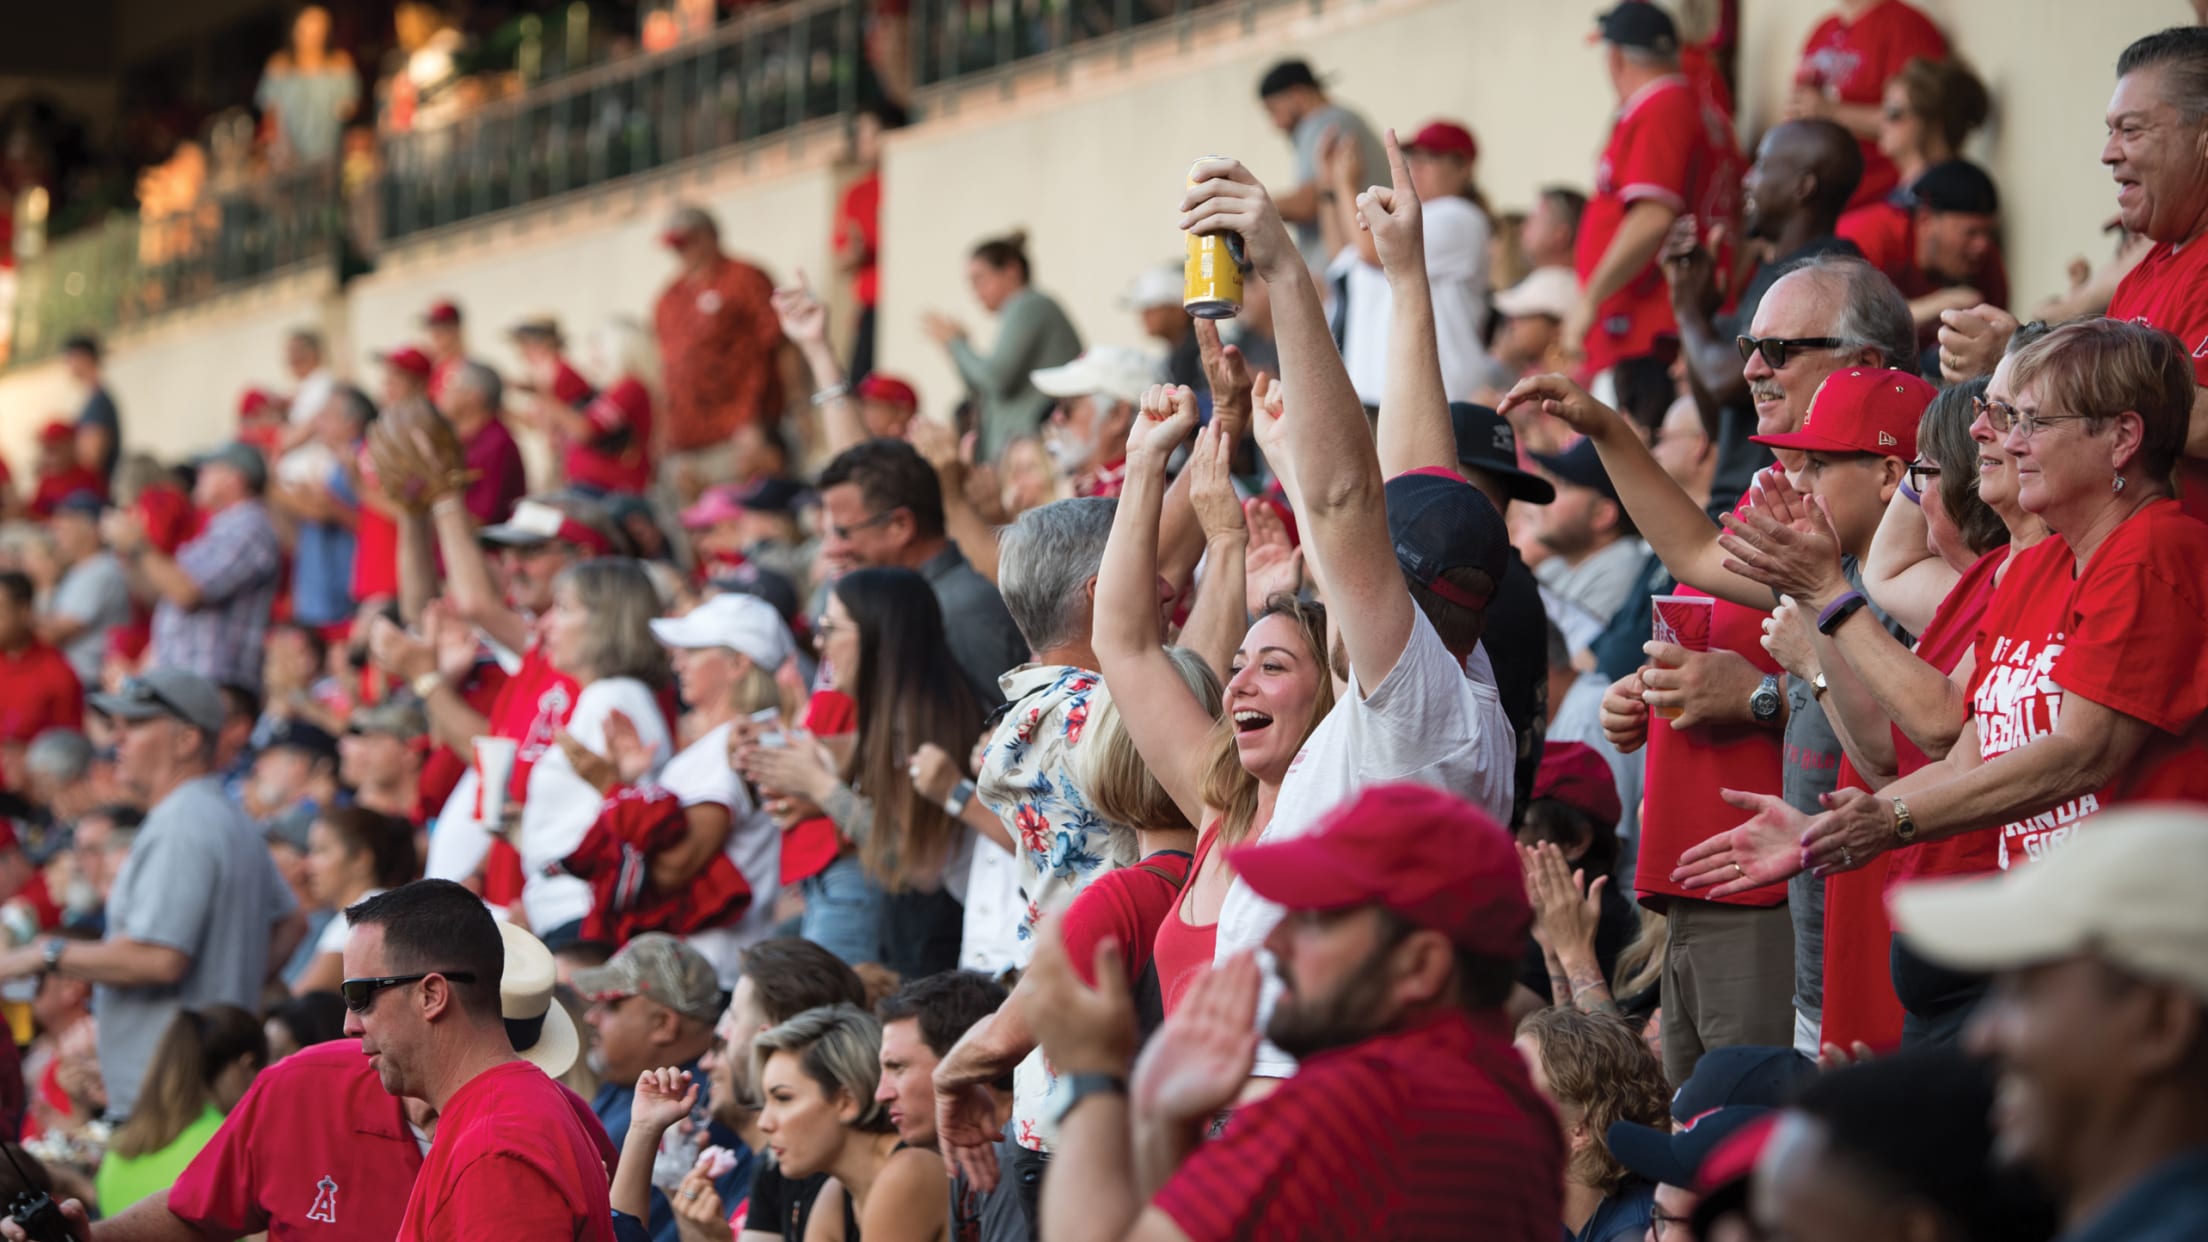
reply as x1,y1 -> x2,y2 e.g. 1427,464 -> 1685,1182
1968,501 -> 2208,869
834,171 -> 882,308
1153,1011 -> 1560,1242
2108,237 -> 2208,522
396,1061 -> 615,1242
27,467 -> 106,519
170,1041 -> 614,1241
1576,76 -> 1742,374
0,642 -> 82,746
1795,0 -> 1948,209
564,377 -> 655,496
351,445 -> 399,603
480,644 -> 581,906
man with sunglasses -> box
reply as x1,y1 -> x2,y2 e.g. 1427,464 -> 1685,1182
0,668 -> 303,1123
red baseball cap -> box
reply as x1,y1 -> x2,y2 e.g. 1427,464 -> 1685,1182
376,346 -> 435,380
238,387 -> 278,420
1533,742 -> 1622,829
38,420 -> 74,445
423,299 -> 461,326
1404,119 -> 1478,163
854,373 -> 919,410
1750,368 -> 1933,459
1229,783 -> 1529,955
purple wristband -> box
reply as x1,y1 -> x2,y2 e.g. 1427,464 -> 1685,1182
1898,478 -> 1921,505
1816,591 -> 1867,635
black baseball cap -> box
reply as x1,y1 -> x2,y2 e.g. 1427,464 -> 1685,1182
51,490 -> 105,520
1908,159 -> 2000,216
1609,1106 -> 1773,1188
1449,403 -> 1555,505
1594,3 -> 1679,54
737,476 -> 814,516
1385,469 -> 1510,608
263,718 -> 341,766
1672,1044 -> 1819,1120
1257,59 -> 1322,99
1532,438 -> 1621,503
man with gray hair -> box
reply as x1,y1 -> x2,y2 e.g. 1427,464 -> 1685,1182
23,728 -> 97,835
442,359 -> 528,527
0,668 -> 302,1118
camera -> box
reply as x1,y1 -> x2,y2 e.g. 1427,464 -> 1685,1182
5,1189 -> 63,1242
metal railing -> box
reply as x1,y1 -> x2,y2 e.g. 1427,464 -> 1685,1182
10,0 -> 1260,365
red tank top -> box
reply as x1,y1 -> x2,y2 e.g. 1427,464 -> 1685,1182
1150,821 -> 1223,1017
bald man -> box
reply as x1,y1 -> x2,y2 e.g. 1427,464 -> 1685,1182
1662,118 -> 1868,510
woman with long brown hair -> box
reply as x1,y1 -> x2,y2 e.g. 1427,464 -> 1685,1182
96,1005 -> 266,1214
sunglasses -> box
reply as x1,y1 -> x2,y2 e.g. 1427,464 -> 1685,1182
341,971 -> 477,1013
1736,334 -> 1845,369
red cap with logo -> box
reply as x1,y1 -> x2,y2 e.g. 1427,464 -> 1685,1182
1750,368 -> 1933,459
855,374 -> 919,410
1404,119 -> 1478,163
1229,783 -> 1529,955
377,346 -> 435,380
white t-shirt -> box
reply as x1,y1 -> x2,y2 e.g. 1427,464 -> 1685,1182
1330,195 -> 1495,407
659,721 -> 783,988
313,887 -> 388,956
1214,611 -> 1515,1078
518,678 -> 670,932
960,836 -> 1027,976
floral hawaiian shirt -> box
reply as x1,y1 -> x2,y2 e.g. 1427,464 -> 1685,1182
977,664 -> 1135,946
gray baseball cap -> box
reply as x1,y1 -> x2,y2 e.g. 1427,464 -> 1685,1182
193,441 -> 269,494
88,668 -> 226,736
573,933 -> 723,1023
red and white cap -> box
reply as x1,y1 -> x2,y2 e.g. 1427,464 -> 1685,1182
1750,368 -> 1934,459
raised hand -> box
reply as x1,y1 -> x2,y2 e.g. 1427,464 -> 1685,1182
1130,951 -> 1260,1128
1181,157 -> 1301,283
1249,371 -> 1288,463
1195,318 -> 1253,439
1126,384 -> 1200,468
770,268 -> 830,351
1495,373 -> 1623,439
421,597 -> 481,684
631,1067 -> 700,1134
1671,787 -> 1812,896
906,742 -> 964,805
367,614 -> 434,683
1355,128 -> 1426,278
1243,496 -> 1303,614
1659,213 -> 1721,317
556,728 -> 618,796
906,415 -> 960,474
1520,841 -> 1606,964
921,310 -> 967,347
603,708 -> 657,786
1186,423 -> 1245,543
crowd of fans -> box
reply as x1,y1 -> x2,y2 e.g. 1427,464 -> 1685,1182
0,2 -> 2206,1239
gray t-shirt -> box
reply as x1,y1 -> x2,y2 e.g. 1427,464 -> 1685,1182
97,775 -> 297,1118
49,552 -> 131,684
1780,560 -> 1911,1026
1290,103 -> 1388,271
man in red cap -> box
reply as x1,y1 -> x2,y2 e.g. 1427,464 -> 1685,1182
27,422 -> 105,519
1021,783 -> 1562,1241
854,374 -> 919,440
653,204 -> 784,505
376,345 -> 435,409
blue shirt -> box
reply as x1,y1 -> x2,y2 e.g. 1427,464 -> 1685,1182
1569,1178 -> 1655,1242
593,1061 -> 753,1242
2059,1146 -> 2208,1242
290,462 -> 358,627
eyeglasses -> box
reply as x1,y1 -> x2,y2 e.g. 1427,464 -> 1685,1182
1973,395 -> 2097,438
828,509 -> 899,542
341,971 -> 478,1013
1651,1209 -> 1691,1239
1882,104 -> 1910,121
1906,459 -> 1941,492
1736,334 -> 1846,369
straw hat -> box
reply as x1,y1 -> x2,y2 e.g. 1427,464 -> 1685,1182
498,922 -> 580,1077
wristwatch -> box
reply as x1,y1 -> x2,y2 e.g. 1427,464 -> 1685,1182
1053,1073 -> 1128,1127
1892,797 -> 1919,843
410,670 -> 445,701
39,938 -> 64,976
944,779 -> 976,818
1749,673 -> 1783,724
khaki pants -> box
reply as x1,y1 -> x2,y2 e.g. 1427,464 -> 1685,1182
1660,897 -> 1798,1088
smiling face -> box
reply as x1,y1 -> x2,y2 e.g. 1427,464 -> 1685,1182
874,1017 -> 939,1147
1225,612 -> 1326,784
758,1049 -> 855,1178
1916,208 -> 2000,285
1964,957 -> 2136,1194
1741,273 -> 1851,439
541,579 -> 592,676
1968,357 -> 2027,516
817,592 -> 861,694
2102,65 -> 2208,242
2000,373 -> 2129,531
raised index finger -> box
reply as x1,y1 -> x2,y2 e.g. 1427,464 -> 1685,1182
1382,126 -> 1412,196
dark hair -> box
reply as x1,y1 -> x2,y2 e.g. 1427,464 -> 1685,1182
877,971 -> 1009,1060
265,991 -> 349,1051
555,940 -> 616,972
327,384 -> 378,429
0,1144 -> 51,1203
1917,378 -> 2008,556
1519,798 -> 1620,881
740,937 -> 870,1026
109,1005 -> 266,1159
88,804 -> 145,832
317,806 -> 418,890
831,568 -> 988,888
273,621 -> 330,673
1792,1050 -> 2059,1242
344,880 -> 504,1022
1538,186 -> 1588,241
818,439 -> 947,541
2118,27 -> 2208,125
218,681 -> 262,725
0,572 -> 31,610
1408,566 -> 1498,656
969,230 -> 1031,283
1891,56 -> 1991,152
60,333 -> 100,361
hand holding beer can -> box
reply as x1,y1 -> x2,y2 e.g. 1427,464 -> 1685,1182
1185,158 -> 1250,319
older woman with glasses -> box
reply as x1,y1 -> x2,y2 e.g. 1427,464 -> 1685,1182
1682,318 -> 2208,919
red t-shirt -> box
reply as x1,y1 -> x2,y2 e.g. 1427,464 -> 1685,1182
1836,198 -> 2010,321
564,377 -> 654,496
834,172 -> 882,308
1633,580 -> 1789,910
397,1060 -> 615,1242
0,642 -> 82,746
1575,76 -> 1742,374
461,418 -> 528,527
1150,825 -> 1222,1016
1062,850 -> 1190,991
351,446 -> 400,603
170,1041 -> 614,1241
1883,547 -> 2006,885
2107,237 -> 2208,523
1795,0 -> 1948,210
28,467 -> 106,519
1968,500 -> 2208,869
780,690 -> 859,885
1153,1011 -> 1560,1242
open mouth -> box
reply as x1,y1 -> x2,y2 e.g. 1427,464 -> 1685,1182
1232,709 -> 1274,734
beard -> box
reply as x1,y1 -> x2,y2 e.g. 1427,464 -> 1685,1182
1265,944 -> 1399,1061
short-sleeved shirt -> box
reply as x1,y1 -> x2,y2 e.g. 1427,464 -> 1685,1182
1794,1 -> 1948,209
566,377 -> 655,496
1216,612 -> 1516,1078
292,459 -> 360,628
461,417 -> 528,527
169,1040 -> 612,1241
0,640 -> 82,747
2106,236 -> 2208,524
1576,76 -> 1742,374
77,386 -> 120,480
1835,196 -> 2010,312
426,643 -> 583,889
920,543 -> 1027,702
1968,500 -> 2208,868
152,498 -> 283,694
1333,195 -> 1495,405
659,720 -> 781,986
978,664 -> 1133,948
1288,103 -> 1389,271
1153,1011 -> 1560,1242
398,1060 -> 616,1241
49,551 -> 132,683
654,254 -> 786,450
98,775 -> 296,1118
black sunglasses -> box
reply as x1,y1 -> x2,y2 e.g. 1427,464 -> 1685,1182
1736,334 -> 1846,369
341,971 -> 477,1013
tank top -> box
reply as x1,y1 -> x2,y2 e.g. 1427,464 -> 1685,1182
1149,822 -> 1222,1018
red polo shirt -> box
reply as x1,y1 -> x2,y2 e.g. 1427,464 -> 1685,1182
2108,235 -> 2208,522
1794,0 -> 1948,209
398,1061 -> 615,1242
0,641 -> 82,747
169,1042 -> 613,1241
1153,1010 -> 1560,1242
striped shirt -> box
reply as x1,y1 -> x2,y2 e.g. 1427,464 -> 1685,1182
1154,1010 -> 1561,1241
